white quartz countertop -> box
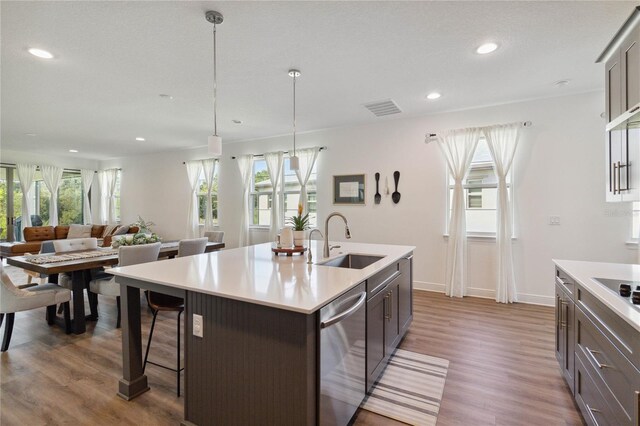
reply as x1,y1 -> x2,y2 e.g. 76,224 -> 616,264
553,259 -> 640,332
108,241 -> 415,314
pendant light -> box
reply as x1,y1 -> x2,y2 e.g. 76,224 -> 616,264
288,69 -> 301,170
206,11 -> 224,156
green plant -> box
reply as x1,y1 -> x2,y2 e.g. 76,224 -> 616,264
286,203 -> 309,231
111,232 -> 161,248
131,215 -> 155,232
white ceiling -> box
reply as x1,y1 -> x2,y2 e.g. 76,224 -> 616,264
1,1 -> 636,160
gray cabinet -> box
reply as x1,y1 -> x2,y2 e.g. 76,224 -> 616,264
555,266 -> 640,426
366,255 -> 413,392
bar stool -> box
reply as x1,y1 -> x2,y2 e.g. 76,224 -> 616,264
143,237 -> 207,396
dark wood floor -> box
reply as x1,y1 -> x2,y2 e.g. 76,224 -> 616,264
0,289 -> 583,425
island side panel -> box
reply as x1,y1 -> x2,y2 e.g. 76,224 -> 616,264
184,291 -> 318,426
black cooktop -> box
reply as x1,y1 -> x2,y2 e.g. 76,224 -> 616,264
593,278 -> 640,310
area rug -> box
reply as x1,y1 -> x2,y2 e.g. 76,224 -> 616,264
361,349 -> 449,426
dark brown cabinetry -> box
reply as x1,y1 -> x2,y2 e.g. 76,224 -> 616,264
366,255 -> 413,391
555,266 -> 640,426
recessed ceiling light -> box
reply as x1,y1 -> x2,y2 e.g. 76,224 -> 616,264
69,149 -> 78,153
426,92 -> 441,100
135,137 -> 145,141
554,79 -> 570,88
232,119 -> 243,124
25,133 -> 37,137
476,43 -> 498,55
159,94 -> 174,100
28,48 -> 54,59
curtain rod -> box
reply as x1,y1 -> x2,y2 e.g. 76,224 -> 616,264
0,162 -> 120,173
424,121 -> 533,144
230,146 -> 327,160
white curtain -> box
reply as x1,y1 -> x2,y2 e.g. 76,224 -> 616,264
185,161 -> 202,238
483,123 -> 520,303
16,164 -> 37,232
201,159 -> 217,232
80,169 -> 94,224
237,155 -> 253,247
264,151 -> 284,242
40,165 -> 64,226
437,128 -> 481,298
294,148 -> 320,215
105,169 -> 119,224
97,171 -> 107,224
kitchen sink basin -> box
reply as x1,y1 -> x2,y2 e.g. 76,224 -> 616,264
319,254 -> 384,269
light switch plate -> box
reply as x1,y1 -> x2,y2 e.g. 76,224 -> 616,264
193,314 -> 203,338
549,216 -> 561,225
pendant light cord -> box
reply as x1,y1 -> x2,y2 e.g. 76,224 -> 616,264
293,74 -> 297,156
213,23 -> 218,136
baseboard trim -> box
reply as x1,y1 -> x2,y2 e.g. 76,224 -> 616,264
414,281 -> 554,307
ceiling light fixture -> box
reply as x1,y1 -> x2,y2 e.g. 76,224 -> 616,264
25,133 -> 37,137
554,79 -> 570,88
476,43 -> 498,55
232,119 -> 243,124
69,149 -> 78,153
136,137 -> 146,141
426,92 -> 441,100
28,48 -> 54,59
206,10 -> 224,157
288,69 -> 301,171
159,94 -> 174,100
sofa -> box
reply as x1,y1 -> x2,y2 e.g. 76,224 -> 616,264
0,224 -> 140,258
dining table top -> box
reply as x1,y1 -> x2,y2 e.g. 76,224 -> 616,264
6,241 -> 225,275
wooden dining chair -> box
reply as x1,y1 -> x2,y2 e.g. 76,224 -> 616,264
143,237 -> 207,396
89,243 -> 161,328
0,263 -> 71,351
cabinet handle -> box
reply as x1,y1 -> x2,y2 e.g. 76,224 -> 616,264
629,105 -> 640,114
586,347 -> 611,369
559,299 -> 567,327
613,162 -> 619,194
384,293 -> 390,320
389,291 -> 393,320
634,390 -> 639,426
618,161 -> 629,192
586,404 -> 601,414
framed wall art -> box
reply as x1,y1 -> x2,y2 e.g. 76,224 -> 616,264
333,174 -> 366,205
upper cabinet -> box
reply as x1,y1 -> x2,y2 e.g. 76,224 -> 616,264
599,7 -> 640,202
598,7 -> 640,131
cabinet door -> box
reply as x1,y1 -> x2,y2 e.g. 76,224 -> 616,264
607,130 -> 624,202
366,287 -> 387,391
621,128 -> 640,202
555,284 -> 565,366
622,26 -> 640,113
397,257 -> 413,335
563,296 -> 575,395
385,280 -> 400,351
606,53 -> 623,122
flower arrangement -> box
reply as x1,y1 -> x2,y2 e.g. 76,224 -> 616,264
286,203 -> 309,231
111,232 -> 162,248
131,215 -> 156,233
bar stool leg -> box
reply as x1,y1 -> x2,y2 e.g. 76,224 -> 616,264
143,310 -> 158,374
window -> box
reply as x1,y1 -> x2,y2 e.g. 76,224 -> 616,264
114,171 -> 121,223
447,139 -> 512,236
198,167 -> 219,226
250,156 -> 317,228
32,169 -> 84,225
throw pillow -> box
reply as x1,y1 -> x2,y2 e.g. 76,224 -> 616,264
102,224 -> 119,238
67,224 -> 92,239
112,225 -> 129,236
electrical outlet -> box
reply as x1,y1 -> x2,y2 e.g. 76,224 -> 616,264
549,216 -> 561,225
193,314 -> 203,338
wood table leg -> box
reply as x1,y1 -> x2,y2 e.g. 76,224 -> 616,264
70,270 -> 87,334
118,283 -> 149,400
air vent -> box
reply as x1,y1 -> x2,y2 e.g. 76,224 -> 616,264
363,99 -> 402,117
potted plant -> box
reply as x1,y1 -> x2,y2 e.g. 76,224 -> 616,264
131,215 -> 156,234
286,203 -> 309,247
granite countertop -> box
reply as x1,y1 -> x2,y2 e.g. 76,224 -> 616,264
553,259 -> 640,332
108,241 -> 415,314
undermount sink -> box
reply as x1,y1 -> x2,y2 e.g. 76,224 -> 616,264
319,254 -> 384,269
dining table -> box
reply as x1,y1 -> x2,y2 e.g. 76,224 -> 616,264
6,241 -> 225,334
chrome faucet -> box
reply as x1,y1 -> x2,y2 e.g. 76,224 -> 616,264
323,212 -> 351,258
307,229 -> 324,264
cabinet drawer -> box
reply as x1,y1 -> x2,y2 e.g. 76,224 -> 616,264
576,308 -> 640,425
576,284 -> 640,367
556,268 -> 575,298
367,262 -> 400,297
575,355 -> 618,426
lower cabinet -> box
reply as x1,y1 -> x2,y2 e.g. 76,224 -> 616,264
555,266 -> 640,426
366,255 -> 413,392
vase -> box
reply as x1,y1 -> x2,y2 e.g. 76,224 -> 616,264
293,230 -> 305,247
280,227 -> 294,248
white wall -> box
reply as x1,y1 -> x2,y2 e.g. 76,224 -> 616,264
99,91 -> 637,305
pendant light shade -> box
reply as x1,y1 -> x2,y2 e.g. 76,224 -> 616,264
206,10 -> 224,156
289,69 -> 301,171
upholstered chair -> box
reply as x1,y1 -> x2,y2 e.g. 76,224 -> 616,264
143,238 -> 207,397
89,242 -> 161,328
25,240 -> 56,285
0,263 -> 71,351
204,231 -> 224,243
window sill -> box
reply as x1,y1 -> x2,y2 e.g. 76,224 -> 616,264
249,226 -> 270,231
625,239 -> 639,248
443,233 -> 517,241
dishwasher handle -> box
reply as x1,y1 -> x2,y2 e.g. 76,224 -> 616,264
320,292 -> 367,329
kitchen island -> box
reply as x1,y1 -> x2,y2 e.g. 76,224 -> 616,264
109,241 -> 415,426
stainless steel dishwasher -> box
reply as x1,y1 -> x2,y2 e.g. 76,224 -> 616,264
319,282 -> 367,426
